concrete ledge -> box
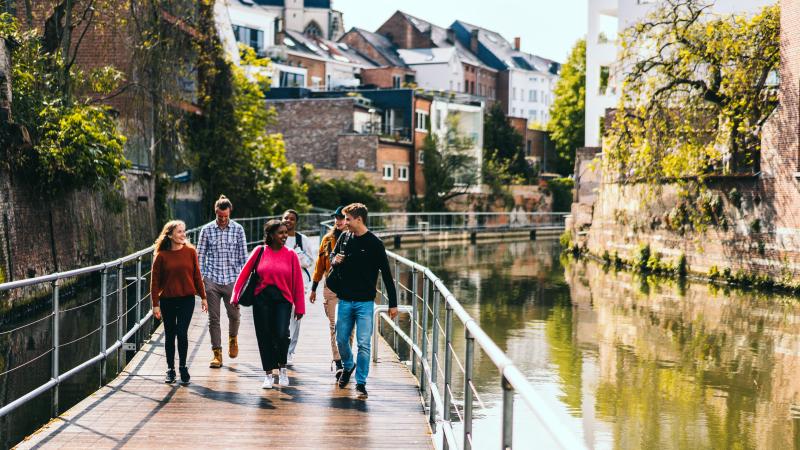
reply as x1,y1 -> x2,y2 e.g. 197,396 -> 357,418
379,228 -> 564,247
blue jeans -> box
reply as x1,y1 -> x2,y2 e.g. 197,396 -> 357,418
336,299 -> 374,385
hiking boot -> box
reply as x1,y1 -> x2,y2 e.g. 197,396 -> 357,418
278,367 -> 290,386
209,348 -> 223,368
179,366 -> 191,385
338,363 -> 355,388
334,360 -> 344,381
356,383 -> 368,399
228,336 -> 239,359
164,369 -> 176,384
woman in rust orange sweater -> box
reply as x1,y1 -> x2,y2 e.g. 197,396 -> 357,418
150,220 -> 208,385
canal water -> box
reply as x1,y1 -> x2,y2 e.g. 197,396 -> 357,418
398,239 -> 800,450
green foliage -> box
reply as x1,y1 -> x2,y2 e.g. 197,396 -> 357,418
301,165 -> 388,213
728,188 -> 742,209
548,39 -> 585,176
1,13 -> 129,196
676,253 -> 688,278
607,1 -> 779,182
421,114 -> 479,211
483,103 -> 534,183
546,177 -> 574,212
188,13 -> 307,218
559,230 -> 573,249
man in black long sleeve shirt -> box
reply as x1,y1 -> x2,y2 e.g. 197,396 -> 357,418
332,203 -> 397,398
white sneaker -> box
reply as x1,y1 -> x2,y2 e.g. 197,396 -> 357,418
287,353 -> 295,365
262,375 -> 274,389
278,368 -> 290,387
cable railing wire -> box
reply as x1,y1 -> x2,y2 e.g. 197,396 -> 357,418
0,313 -> 53,336
59,295 -> 103,314
0,348 -> 53,377
58,326 -> 102,349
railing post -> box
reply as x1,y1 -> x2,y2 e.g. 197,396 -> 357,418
442,299 -> 454,450
51,279 -> 60,418
502,375 -> 514,450
135,257 -> 142,349
420,275 -> 430,399
410,267 -> 418,377
429,288 -> 441,428
464,328 -> 475,450
100,268 -> 107,384
393,259 -> 400,352
117,264 -> 124,374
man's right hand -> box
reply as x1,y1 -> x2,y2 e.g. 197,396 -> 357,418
153,306 -> 162,320
333,253 -> 345,265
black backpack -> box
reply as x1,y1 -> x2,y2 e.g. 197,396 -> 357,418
325,232 -> 350,295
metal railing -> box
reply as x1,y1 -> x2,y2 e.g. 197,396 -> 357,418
322,211 -> 582,449
0,215 -> 280,423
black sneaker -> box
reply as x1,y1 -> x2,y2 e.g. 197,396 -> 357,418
334,360 -> 344,381
338,363 -> 355,388
356,383 -> 368,399
179,366 -> 191,385
164,369 -> 176,384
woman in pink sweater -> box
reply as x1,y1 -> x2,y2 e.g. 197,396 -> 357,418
232,219 -> 305,388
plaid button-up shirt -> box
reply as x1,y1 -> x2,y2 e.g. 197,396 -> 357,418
196,219 -> 248,285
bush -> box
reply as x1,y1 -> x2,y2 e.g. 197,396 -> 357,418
547,177 -> 574,212
302,165 -> 388,213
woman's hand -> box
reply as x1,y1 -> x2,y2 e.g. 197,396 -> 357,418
201,298 -> 208,313
294,312 -> 304,320
153,306 -> 162,320
309,291 -> 317,303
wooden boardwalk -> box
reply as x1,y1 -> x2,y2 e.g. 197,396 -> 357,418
17,297 -> 433,449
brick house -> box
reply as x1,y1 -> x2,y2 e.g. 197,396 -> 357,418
338,27 -> 416,89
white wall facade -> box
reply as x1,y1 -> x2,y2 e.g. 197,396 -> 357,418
255,0 -> 344,40
508,69 -> 557,125
585,0 -> 778,147
400,51 -> 464,93
431,99 -> 484,188
226,1 -> 279,55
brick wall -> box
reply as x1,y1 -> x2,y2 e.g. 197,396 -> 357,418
377,141 -> 413,208
413,96 -> 432,197
339,30 -> 392,66
579,0 -> 800,280
286,53 -> 326,87
336,134 -> 378,171
361,67 -> 415,88
377,13 -> 434,49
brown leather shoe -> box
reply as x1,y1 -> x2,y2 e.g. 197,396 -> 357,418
209,348 -> 222,368
228,336 -> 239,359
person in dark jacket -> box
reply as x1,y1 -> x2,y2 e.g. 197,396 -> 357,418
331,203 -> 397,399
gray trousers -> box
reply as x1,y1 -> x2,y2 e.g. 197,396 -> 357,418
204,278 -> 241,349
288,304 -> 301,355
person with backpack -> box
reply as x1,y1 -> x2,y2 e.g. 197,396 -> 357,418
231,219 -> 304,388
310,206 -> 347,379
282,209 -> 314,365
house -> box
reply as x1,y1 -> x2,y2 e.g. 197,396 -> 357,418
450,20 -> 559,123
229,0 -> 344,41
338,27 -> 416,89
396,47 -> 464,93
376,11 -> 499,104
585,0 -> 776,147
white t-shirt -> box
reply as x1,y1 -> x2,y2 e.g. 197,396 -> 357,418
286,233 -> 314,292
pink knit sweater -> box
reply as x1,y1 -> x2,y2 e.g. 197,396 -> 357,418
231,245 -> 305,314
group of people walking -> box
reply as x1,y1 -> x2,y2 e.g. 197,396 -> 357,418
148,196 -> 397,399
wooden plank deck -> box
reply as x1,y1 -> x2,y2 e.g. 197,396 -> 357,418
16,296 -> 433,449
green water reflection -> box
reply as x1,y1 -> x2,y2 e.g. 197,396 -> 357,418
399,239 -> 800,450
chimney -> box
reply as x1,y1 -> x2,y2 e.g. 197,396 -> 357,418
514,37 -> 520,51
470,29 -> 479,54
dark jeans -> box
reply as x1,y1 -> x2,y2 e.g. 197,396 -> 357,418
252,290 -> 292,372
161,295 -> 195,369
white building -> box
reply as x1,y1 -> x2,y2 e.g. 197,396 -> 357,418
507,63 -> 557,126
397,47 -> 465,93
586,0 -> 778,147
430,98 -> 484,187
228,0 -> 344,41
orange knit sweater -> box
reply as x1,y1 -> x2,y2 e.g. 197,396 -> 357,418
150,245 -> 206,307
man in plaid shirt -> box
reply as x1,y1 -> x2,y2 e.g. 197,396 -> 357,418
197,195 -> 248,368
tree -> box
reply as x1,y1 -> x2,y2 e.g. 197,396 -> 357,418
548,39 -> 585,176
483,103 -> 533,182
421,114 -> 479,211
607,0 -> 779,183
300,165 -> 388,213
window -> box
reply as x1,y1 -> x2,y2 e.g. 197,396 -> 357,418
415,110 -> 430,132
304,21 -> 322,38
531,110 -> 537,120
233,25 -> 265,55
529,90 -> 535,102
526,140 -> 532,157
357,159 -> 366,169
599,66 -> 610,95
393,75 -> 402,88
418,150 -> 425,164
279,71 -> 305,87
382,164 -> 394,180
512,87 -> 517,100
512,107 -> 516,115
464,79 -> 469,93
398,166 -> 409,181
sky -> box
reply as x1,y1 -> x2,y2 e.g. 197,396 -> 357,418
332,0 -> 588,63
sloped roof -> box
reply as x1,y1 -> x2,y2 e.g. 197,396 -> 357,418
452,20 -> 560,74
284,30 -> 378,67
349,28 -> 408,68
397,47 -> 457,65
393,11 -> 486,68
